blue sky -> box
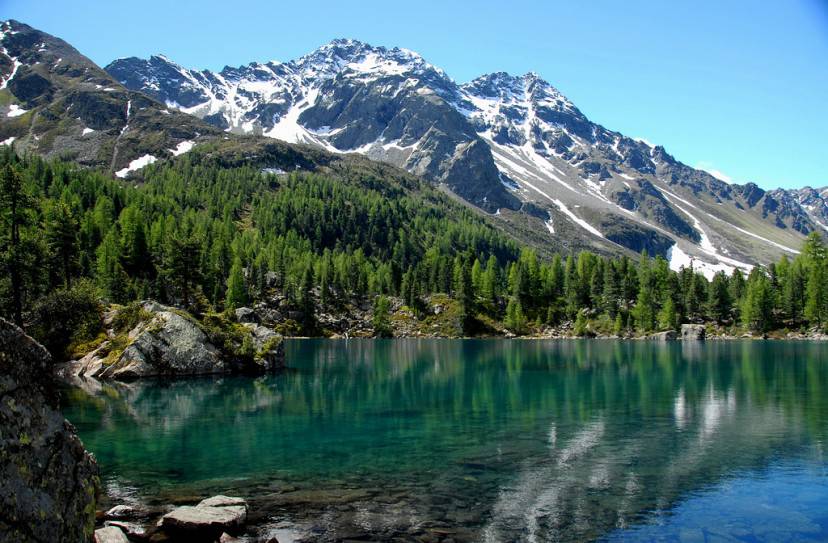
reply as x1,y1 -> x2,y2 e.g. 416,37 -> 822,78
3,0 -> 827,189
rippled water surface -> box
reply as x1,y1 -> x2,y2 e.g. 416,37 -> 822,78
61,339 -> 828,541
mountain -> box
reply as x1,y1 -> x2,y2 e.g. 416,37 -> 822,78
1,21 -> 820,276
0,20 -> 589,263
0,20 -> 218,176
106,39 -> 821,275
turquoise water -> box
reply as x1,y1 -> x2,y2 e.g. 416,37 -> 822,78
61,339 -> 828,541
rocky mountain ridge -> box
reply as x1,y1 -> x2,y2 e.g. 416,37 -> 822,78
0,19 -> 217,176
105,38 -> 824,275
1,21 -> 823,276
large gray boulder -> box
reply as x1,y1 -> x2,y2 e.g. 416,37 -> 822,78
234,306 -> 259,324
60,301 -> 285,381
158,495 -> 247,537
98,302 -> 224,380
648,330 -> 677,341
681,324 -> 706,341
0,318 -> 100,543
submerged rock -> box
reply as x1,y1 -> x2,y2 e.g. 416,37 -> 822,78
159,495 -> 248,537
0,318 -> 100,542
681,324 -> 706,340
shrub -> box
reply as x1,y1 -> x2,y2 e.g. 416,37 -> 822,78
111,301 -> 153,333
29,279 -> 102,360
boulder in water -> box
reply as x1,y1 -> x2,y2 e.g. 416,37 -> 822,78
158,495 -> 247,537
681,324 -> 706,340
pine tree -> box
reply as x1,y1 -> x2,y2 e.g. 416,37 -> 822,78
742,269 -> 774,333
805,261 -> 827,327
471,258 -> 483,297
0,163 -> 35,325
602,261 -> 621,318
372,295 -> 392,337
657,298 -> 679,331
452,255 -> 474,333
482,255 -> 499,305
707,271 -> 731,324
633,253 -> 656,331
162,232 -> 203,311
118,205 -> 149,277
782,258 -> 805,325
96,229 -> 129,303
505,297 -> 527,334
225,256 -> 249,310
44,200 -> 78,289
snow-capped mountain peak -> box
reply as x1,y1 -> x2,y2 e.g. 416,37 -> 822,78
105,40 -> 819,273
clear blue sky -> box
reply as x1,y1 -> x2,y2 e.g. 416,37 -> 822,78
3,0 -> 827,189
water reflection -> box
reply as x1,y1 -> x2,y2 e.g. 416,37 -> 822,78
62,339 -> 828,541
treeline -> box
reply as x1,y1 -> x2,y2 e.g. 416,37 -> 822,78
1,147 -> 827,349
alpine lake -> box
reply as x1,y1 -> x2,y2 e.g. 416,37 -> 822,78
61,339 -> 828,542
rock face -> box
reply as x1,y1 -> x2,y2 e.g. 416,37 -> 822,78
158,495 -> 247,537
681,324 -> 706,341
0,318 -> 99,543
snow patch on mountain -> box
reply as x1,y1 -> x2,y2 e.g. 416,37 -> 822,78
0,37 -> 22,90
554,199 -> 604,239
169,140 -> 194,156
116,154 -> 157,178
6,104 -> 26,117
667,244 -> 747,280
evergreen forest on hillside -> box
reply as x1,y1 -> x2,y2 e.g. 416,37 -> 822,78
2,147 -> 826,358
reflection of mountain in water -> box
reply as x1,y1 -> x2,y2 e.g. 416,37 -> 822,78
61,340 -> 828,541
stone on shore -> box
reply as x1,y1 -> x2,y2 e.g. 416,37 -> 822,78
681,324 -> 706,340
159,495 -> 247,536
94,526 -> 130,543
105,504 -> 151,520
198,495 -> 248,508
104,520 -> 146,539
648,330 -> 677,341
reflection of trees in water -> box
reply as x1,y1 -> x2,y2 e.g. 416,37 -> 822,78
62,340 -> 828,540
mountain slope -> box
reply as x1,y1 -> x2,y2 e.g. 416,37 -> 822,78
107,39 -> 819,275
1,21 -> 622,263
0,20 -> 218,175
